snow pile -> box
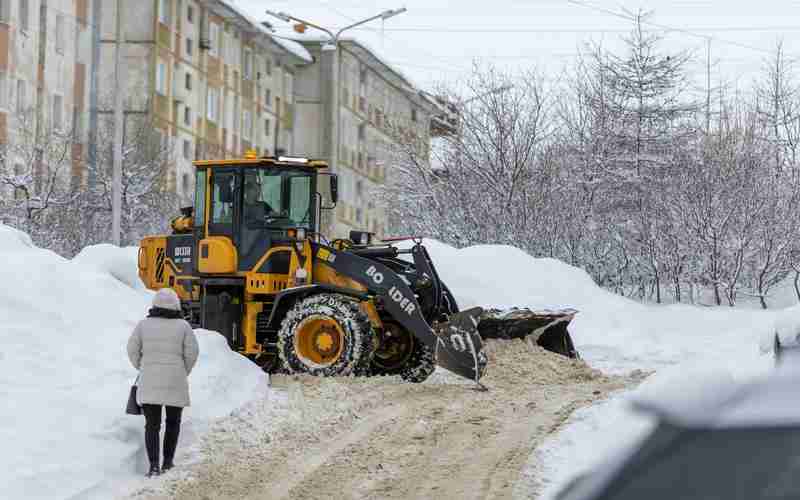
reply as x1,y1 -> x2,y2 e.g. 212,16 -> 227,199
72,244 -> 147,291
0,225 -> 265,500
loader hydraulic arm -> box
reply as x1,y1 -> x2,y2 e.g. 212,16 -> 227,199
313,242 -> 486,382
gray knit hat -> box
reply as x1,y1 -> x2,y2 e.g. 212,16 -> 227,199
152,288 -> 181,311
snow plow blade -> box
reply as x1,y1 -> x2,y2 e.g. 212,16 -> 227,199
434,307 -> 488,382
477,308 -> 579,358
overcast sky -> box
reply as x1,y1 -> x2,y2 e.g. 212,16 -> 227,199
233,0 -> 800,94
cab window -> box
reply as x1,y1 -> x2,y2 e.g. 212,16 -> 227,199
194,169 -> 206,228
211,173 -> 235,224
289,176 -> 312,225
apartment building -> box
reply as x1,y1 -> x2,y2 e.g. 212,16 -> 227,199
96,0 -> 312,201
0,0 -> 93,185
294,39 -> 435,239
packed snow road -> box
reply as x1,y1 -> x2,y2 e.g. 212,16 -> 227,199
127,341 -> 642,500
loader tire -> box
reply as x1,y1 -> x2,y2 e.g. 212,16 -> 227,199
278,293 -> 376,377
399,343 -> 435,383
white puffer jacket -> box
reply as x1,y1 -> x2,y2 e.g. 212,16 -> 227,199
127,289 -> 199,407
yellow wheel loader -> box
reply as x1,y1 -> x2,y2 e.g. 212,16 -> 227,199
138,153 -> 578,384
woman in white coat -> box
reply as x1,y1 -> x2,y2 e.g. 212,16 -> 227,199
128,288 -> 199,477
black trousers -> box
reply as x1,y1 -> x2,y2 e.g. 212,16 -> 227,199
142,404 -> 183,468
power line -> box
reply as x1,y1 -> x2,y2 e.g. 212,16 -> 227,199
333,25 -> 800,34
565,0 -> 775,55
301,0 -> 472,75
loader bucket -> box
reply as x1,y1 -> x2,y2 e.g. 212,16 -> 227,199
434,307 -> 488,382
477,308 -> 579,358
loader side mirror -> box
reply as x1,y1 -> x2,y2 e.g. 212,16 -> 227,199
318,173 -> 338,209
330,175 -> 338,204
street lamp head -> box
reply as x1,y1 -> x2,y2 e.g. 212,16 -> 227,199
265,9 -> 292,23
380,7 -> 407,20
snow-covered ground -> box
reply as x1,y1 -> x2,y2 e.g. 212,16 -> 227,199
3,228 -> 790,499
0,225 -> 266,500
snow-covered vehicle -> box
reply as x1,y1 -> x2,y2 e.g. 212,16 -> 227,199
555,369 -> 800,500
138,153 -> 579,385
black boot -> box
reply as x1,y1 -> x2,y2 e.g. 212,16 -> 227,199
144,408 -> 161,477
162,412 -> 181,472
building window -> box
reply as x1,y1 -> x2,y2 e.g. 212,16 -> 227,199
358,123 -> 365,141
266,58 -> 272,76
16,79 -> 25,114
243,48 -> 252,80
13,164 -> 24,199
265,88 -> 271,106
159,0 -> 171,25
187,4 -> 193,23
184,106 -> 191,126
183,139 -> 191,160
52,94 -> 63,130
0,73 -> 7,109
208,23 -> 219,57
55,14 -> 65,53
185,72 -> 191,91
411,108 -> 418,122
207,87 -> 219,122
182,172 -> 191,194
243,110 -> 252,140
156,62 -> 167,95
186,37 -> 193,57
264,119 -> 270,136
19,0 -> 29,31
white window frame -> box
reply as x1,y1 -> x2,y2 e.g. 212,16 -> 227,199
156,61 -> 167,95
243,48 -> 253,80
159,0 -> 171,25
243,110 -> 252,140
0,1 -> 9,22
264,118 -> 270,137
55,14 -> 65,53
186,4 -> 194,23
52,93 -> 63,131
16,78 -> 25,114
207,87 -> 219,122
208,22 -> 219,57
185,37 -> 193,57
19,0 -> 29,32
0,72 -> 8,111
182,139 -> 191,160
184,106 -> 191,126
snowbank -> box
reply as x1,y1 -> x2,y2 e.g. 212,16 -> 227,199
0,225 -> 265,500
72,244 -> 147,291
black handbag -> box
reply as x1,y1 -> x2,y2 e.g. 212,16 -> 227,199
126,375 -> 142,415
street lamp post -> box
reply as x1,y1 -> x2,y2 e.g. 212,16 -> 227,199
265,8 -> 406,175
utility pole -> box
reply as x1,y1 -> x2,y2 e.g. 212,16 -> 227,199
111,0 -> 125,245
88,0 -> 101,191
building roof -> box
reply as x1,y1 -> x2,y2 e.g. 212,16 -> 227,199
293,35 -> 437,113
207,1 -> 313,64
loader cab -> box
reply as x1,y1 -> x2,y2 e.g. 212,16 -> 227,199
192,154 -> 337,274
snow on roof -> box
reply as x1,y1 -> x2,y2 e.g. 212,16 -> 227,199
268,36 -> 314,64
213,1 -> 313,64
278,32 -> 435,110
